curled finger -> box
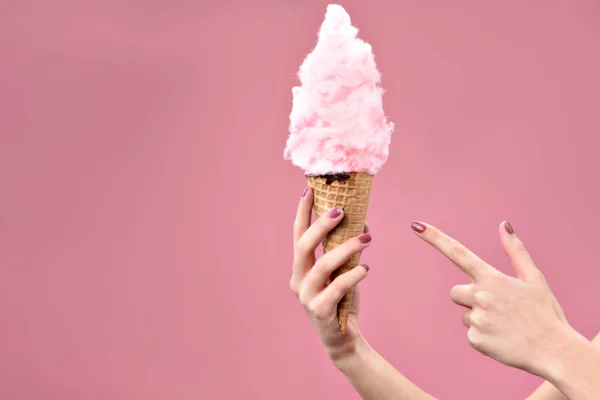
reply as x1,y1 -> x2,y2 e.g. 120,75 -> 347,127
450,284 -> 475,308
462,309 -> 472,328
309,264 -> 370,320
301,233 -> 372,298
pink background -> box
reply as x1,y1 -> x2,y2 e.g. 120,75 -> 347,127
1,1 -> 599,399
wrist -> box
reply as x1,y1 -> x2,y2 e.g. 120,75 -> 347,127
542,325 -> 600,389
331,333 -> 374,373
535,323 -> 579,379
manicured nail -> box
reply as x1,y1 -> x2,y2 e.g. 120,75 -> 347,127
328,207 -> 342,218
301,186 -> 307,198
504,221 -> 515,235
362,264 -> 370,272
411,222 -> 426,233
358,233 -> 372,244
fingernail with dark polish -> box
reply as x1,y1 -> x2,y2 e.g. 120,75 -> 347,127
411,222 -> 426,233
328,207 -> 342,218
358,233 -> 372,244
362,264 -> 370,272
301,186 -> 307,198
505,221 -> 515,235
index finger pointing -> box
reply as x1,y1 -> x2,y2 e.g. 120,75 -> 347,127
411,222 -> 491,281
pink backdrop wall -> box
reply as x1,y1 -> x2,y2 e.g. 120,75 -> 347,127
1,1 -> 600,399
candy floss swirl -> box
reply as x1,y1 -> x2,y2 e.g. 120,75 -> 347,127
284,4 -> 394,176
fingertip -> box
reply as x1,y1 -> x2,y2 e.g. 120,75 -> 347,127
357,233 -> 372,244
498,221 -> 505,233
301,186 -> 313,201
504,221 -> 515,235
364,222 -> 370,233
498,220 -> 515,235
411,221 -> 427,234
326,206 -> 344,219
294,187 -> 314,244
354,264 -> 369,283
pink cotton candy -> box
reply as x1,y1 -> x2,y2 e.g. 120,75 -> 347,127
283,4 -> 394,175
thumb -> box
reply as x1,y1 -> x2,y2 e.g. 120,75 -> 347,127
499,221 -> 542,283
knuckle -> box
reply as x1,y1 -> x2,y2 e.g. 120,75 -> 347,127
329,277 -> 349,295
340,239 -> 363,257
468,309 -> 488,329
330,275 -> 355,298
480,268 -> 504,285
449,243 -> 468,260
295,239 -> 310,255
462,311 -> 471,327
318,211 -> 340,227
467,329 -> 483,350
307,300 -> 327,320
473,290 -> 492,307
533,269 -> 546,282
312,258 -> 326,271
289,279 -> 299,296
293,219 -> 301,233
329,285 -> 345,302
298,291 -> 311,308
488,268 -> 504,279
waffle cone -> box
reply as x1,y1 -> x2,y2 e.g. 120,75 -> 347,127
306,172 -> 373,333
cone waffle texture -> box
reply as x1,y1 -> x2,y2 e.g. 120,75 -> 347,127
306,172 -> 373,333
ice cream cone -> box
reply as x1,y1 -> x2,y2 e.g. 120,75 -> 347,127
306,172 -> 373,333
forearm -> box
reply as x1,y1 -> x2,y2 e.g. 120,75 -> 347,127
525,381 -> 567,400
526,332 -> 600,400
334,335 -> 437,400
542,329 -> 600,400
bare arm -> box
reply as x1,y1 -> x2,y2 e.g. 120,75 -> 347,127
526,332 -> 600,400
290,188 -> 436,400
411,220 -> 600,400
335,336 -> 437,400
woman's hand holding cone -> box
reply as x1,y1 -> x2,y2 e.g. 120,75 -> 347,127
290,186 -> 372,364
